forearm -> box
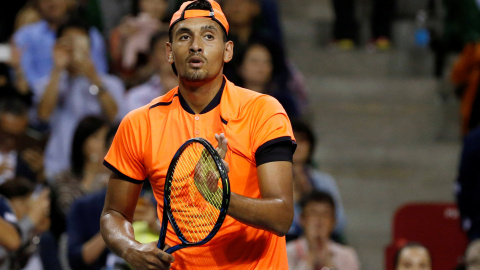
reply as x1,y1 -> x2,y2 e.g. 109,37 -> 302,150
89,74 -> 118,121
228,192 -> 293,236
12,67 -> 30,95
97,91 -> 118,122
0,219 -> 21,251
38,68 -> 62,121
81,233 -> 107,265
100,209 -> 140,261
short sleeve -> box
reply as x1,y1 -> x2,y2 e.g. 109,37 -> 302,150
251,96 -> 296,160
104,109 -> 148,183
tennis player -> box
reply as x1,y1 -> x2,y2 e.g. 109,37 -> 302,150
100,0 -> 296,269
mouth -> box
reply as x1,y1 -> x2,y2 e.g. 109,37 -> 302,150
188,56 -> 205,68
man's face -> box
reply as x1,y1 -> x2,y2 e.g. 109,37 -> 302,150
167,17 -> 233,82
0,113 -> 29,153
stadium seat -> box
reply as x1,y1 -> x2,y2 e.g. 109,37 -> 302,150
384,202 -> 468,270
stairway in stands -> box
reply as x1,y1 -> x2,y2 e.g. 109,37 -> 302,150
278,0 -> 462,268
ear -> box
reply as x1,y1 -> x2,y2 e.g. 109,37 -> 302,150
166,42 -> 174,64
223,40 -> 234,63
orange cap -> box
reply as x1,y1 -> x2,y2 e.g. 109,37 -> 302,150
169,0 -> 229,36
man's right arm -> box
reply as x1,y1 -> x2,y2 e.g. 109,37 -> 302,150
100,173 -> 174,270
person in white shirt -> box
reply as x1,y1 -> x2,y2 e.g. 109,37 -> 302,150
287,191 -> 360,270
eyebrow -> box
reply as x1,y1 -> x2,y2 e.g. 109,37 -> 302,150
175,27 -> 193,35
201,25 -> 218,32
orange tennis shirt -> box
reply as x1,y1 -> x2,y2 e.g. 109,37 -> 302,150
104,77 -> 296,269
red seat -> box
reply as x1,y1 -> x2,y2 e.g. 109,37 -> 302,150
384,202 -> 468,270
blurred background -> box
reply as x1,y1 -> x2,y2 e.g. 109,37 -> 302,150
0,0 -> 477,269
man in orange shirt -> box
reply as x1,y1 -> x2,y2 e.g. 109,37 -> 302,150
100,0 -> 296,269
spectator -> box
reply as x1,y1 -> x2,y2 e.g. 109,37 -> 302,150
89,0 -> 132,38
66,186 -> 159,270
0,178 -> 50,270
13,0 -> 41,32
49,115 -> 111,242
220,0 -> 308,116
286,191 -> 360,270
287,119 -> 346,243
123,30 -> 177,115
221,0 -> 284,78
329,0 -> 396,51
13,0 -> 108,87
451,41 -> 480,137
236,40 -> 302,118
0,98 -> 46,184
66,188 -> 111,270
0,44 -> 33,106
459,239 -> 480,270
456,125 -> 480,240
33,17 -> 124,178
0,194 -> 22,269
394,242 -> 432,270
109,0 -> 169,87
65,124 -> 157,270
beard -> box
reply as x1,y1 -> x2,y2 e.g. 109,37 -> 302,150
183,69 -> 209,81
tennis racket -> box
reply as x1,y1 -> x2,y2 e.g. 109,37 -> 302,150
157,137 -> 231,254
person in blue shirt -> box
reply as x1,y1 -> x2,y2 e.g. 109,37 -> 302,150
13,0 -> 108,88
32,17 -> 124,178
287,119 -> 347,243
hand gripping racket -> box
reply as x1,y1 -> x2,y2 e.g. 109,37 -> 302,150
157,137 -> 231,254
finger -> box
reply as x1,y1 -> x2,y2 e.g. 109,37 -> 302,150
222,160 -> 230,173
215,133 -> 228,159
159,245 -> 175,263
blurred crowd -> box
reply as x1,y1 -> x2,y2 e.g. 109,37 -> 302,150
0,0 -> 479,269
0,0 -> 312,269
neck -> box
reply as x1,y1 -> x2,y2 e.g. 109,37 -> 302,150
178,75 -> 224,114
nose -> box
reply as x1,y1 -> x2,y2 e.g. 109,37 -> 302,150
189,36 -> 203,54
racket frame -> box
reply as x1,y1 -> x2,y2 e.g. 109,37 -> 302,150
157,137 -> 230,254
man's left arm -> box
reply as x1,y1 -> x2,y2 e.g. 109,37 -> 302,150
227,160 -> 293,236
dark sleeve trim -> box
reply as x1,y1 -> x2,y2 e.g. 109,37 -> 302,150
149,94 -> 178,109
103,160 -> 146,184
255,136 -> 297,167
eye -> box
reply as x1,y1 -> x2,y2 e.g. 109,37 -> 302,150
179,34 -> 190,41
205,34 -> 214,40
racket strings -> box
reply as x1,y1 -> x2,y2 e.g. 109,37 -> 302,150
169,142 -> 224,243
